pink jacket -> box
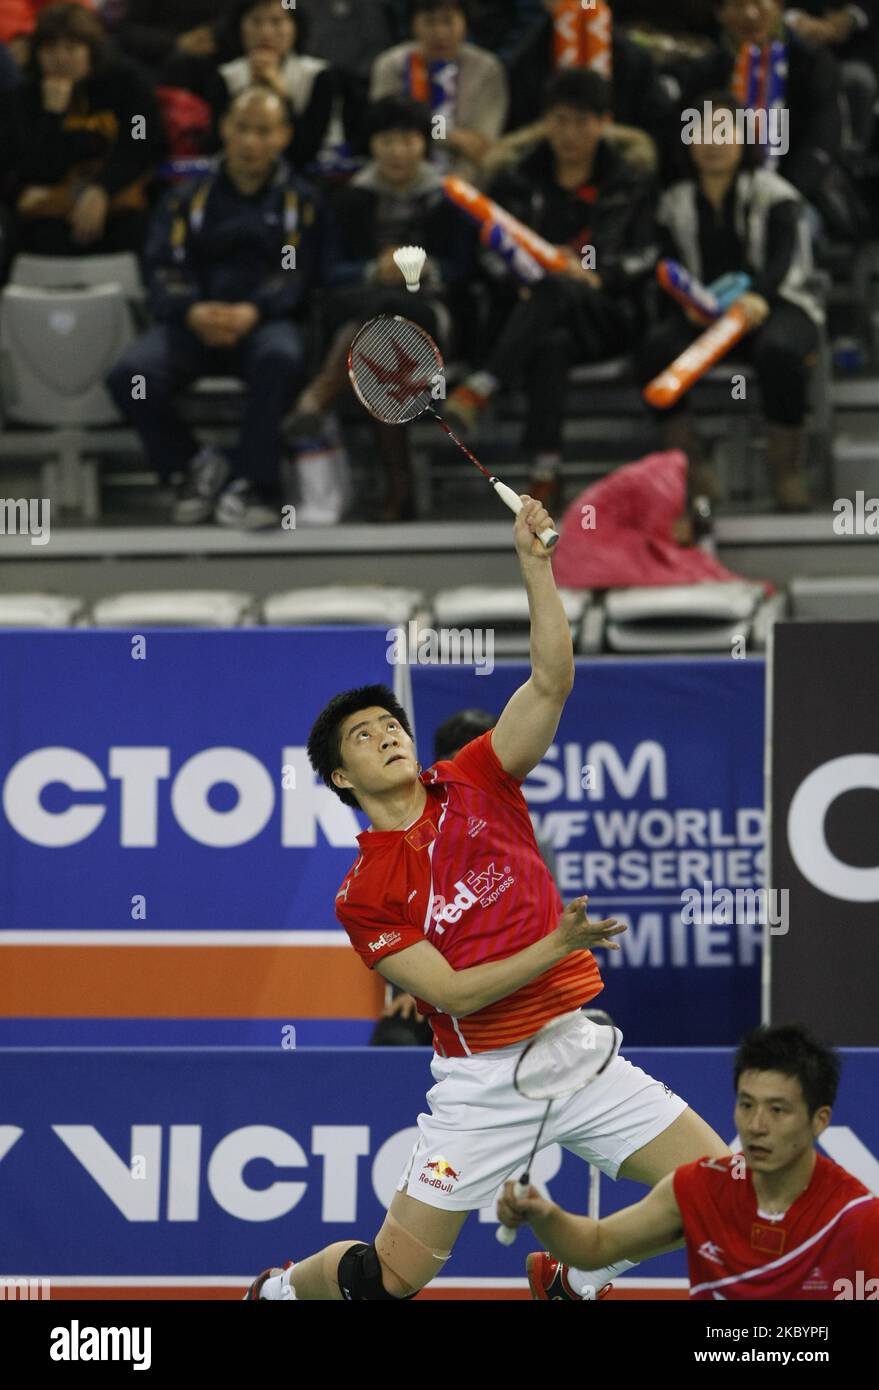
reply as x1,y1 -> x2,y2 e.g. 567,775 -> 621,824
551,450 -> 772,592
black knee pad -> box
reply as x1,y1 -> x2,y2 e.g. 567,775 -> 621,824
337,1242 -> 418,1301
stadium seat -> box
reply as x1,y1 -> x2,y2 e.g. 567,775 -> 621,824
0,254 -> 146,521
9,252 -> 144,296
789,576 -> 879,621
0,283 -> 138,427
89,591 -> 257,627
603,581 -> 767,652
432,585 -> 590,657
262,586 -> 425,627
0,593 -> 85,627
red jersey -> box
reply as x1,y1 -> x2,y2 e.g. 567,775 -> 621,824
674,1153 -> 879,1299
334,730 -> 603,1057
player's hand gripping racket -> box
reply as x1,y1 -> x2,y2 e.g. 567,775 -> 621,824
348,314 -> 560,550
496,1009 -> 620,1245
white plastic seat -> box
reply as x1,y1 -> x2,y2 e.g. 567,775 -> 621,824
604,581 -> 766,652
9,252 -> 143,295
90,591 -> 256,627
790,576 -> 879,621
0,283 -> 138,425
262,586 -> 424,626
0,593 -> 84,627
432,585 -> 590,657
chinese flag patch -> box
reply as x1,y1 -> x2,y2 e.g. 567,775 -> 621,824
406,820 -> 437,851
751,1222 -> 786,1255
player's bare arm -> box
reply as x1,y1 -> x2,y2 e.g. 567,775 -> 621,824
376,895 -> 626,1017
498,1170 -> 685,1269
490,497 -> 575,782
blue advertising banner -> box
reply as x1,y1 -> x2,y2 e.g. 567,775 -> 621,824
0,630 -> 390,935
411,660 -> 766,1045
1,637 -> 765,1044
2,1047 -> 876,1283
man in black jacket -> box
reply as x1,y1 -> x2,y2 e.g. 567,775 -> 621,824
106,86 -> 335,530
445,69 -> 656,510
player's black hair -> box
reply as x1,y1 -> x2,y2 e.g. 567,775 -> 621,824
689,89 -> 763,171
365,95 -> 433,147
543,69 -> 612,118
733,1025 -> 841,1116
433,708 -> 496,762
308,684 -> 415,811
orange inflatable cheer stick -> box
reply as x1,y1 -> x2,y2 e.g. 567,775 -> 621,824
643,303 -> 751,410
443,175 -> 570,274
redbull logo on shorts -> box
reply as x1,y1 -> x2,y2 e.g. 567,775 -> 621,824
420,1157 -> 461,1194
430,863 -> 515,929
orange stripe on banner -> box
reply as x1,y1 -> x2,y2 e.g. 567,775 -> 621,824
0,947 -> 383,1019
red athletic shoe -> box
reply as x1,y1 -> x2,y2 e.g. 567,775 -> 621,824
242,1260 -> 294,1300
526,1252 -> 613,1301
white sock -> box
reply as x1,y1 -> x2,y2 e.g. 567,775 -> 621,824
567,1259 -> 638,1298
260,1268 -> 297,1300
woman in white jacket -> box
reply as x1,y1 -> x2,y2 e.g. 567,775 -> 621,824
638,90 -> 823,513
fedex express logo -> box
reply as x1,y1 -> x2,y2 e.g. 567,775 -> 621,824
430,863 -> 515,934
368,931 -> 402,953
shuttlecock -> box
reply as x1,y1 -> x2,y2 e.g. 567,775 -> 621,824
393,245 -> 427,293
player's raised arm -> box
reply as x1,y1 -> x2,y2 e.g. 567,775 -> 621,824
490,497 -> 575,782
375,897 -> 625,1017
497,1171 -> 685,1269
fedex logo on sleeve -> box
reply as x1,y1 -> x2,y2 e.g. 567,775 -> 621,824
430,863 -> 516,931
368,931 -> 402,952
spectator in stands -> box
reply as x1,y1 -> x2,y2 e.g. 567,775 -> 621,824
370,0 -> 509,183
209,0 -> 335,171
4,2 -> 164,255
106,87 -> 334,530
108,1 -> 223,72
637,90 -> 822,512
0,0 -> 94,67
504,0 -> 675,152
294,0 -> 399,155
785,2 -> 878,152
663,0 -> 858,237
445,70 -> 657,513
464,0 -> 545,64
282,95 -> 478,522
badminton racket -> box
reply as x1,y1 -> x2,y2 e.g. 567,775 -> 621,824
496,1009 -> 620,1245
348,315 -> 560,550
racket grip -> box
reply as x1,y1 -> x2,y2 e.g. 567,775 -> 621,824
491,478 -> 560,551
495,1179 -> 530,1245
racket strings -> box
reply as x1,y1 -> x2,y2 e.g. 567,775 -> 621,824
348,316 -> 441,426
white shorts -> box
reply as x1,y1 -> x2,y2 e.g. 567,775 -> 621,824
396,1015 -> 688,1211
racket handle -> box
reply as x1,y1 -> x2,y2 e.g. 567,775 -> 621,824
491,478 -> 559,550
495,1178 -> 530,1245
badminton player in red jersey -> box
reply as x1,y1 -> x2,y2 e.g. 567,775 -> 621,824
244,496 -> 729,1302
500,1024 -> 879,1300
